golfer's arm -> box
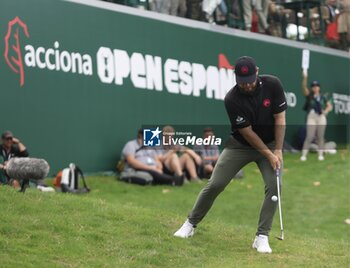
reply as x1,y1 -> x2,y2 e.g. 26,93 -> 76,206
238,127 -> 274,159
274,111 -> 286,151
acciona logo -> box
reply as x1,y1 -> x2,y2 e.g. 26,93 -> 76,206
4,17 -> 93,87
4,17 -> 29,86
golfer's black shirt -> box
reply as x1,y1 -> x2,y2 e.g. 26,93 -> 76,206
224,75 -> 287,145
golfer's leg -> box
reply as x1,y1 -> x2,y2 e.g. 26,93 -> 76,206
188,147 -> 249,225
255,158 -> 283,236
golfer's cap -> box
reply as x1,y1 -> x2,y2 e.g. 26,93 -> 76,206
234,56 -> 257,84
310,80 -> 320,87
1,130 -> 13,139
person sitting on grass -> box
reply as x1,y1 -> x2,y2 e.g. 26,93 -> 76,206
120,129 -> 184,186
158,125 -> 202,183
194,127 -> 244,179
193,127 -> 220,178
0,131 -> 29,188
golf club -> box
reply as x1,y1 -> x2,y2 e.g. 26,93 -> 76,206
276,168 -> 284,240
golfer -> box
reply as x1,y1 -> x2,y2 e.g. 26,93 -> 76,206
174,56 -> 287,254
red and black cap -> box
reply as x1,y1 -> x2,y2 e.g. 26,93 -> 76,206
234,56 -> 257,84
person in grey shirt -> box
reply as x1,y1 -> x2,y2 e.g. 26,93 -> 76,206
121,129 -> 184,186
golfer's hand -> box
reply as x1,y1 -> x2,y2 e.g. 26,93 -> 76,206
274,150 -> 283,166
267,153 -> 280,170
0,164 -> 4,170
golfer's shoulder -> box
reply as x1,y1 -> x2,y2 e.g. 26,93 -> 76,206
224,86 -> 239,104
260,75 -> 284,94
260,74 -> 282,85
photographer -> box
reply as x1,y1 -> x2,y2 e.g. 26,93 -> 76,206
0,131 -> 29,186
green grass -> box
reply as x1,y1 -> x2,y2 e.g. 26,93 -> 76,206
0,151 -> 349,267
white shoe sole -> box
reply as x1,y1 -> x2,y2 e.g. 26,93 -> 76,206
252,240 -> 272,253
174,229 -> 194,238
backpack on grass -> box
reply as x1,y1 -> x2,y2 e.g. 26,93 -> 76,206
54,163 -> 90,193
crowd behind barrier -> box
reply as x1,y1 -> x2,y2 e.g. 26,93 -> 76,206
101,0 -> 350,51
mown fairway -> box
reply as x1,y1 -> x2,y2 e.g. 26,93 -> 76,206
0,151 -> 349,267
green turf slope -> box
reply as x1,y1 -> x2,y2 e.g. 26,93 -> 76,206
0,151 -> 349,267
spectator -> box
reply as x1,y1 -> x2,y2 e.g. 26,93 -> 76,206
194,127 -> 245,179
172,0 -> 187,17
338,0 -> 350,51
255,0 -> 271,34
323,0 -> 340,48
152,0 -> 187,17
267,1 -> 290,38
0,131 -> 28,187
186,0 -> 203,20
193,127 -> 220,177
242,0 -> 253,31
202,0 -> 227,23
325,0 -> 338,23
120,129 -> 184,186
300,72 -> 333,162
158,126 -> 202,182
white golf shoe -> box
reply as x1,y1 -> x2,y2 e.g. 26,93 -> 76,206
174,219 -> 195,238
252,235 -> 272,253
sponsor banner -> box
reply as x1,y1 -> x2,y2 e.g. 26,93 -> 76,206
0,16 -> 310,105
0,0 -> 349,172
333,93 -> 350,115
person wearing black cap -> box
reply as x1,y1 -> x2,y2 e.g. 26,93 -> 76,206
174,56 -> 287,254
0,131 -> 29,186
300,73 -> 333,161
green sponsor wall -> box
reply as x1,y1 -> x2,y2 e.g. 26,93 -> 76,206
1,0 -> 349,173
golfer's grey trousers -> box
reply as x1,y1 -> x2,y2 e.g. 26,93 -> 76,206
188,136 -> 283,236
